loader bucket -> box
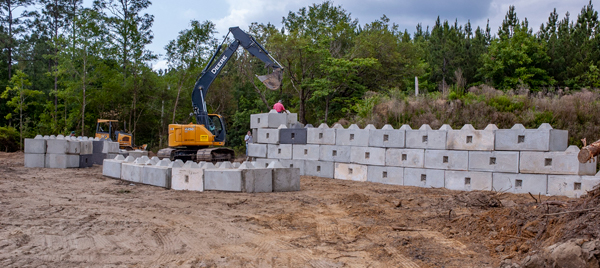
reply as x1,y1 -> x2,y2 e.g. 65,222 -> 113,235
257,68 -> 283,90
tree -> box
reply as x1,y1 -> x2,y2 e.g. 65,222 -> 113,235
1,70 -> 41,150
0,0 -> 33,79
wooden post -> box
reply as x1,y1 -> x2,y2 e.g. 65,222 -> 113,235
578,138 -> 600,163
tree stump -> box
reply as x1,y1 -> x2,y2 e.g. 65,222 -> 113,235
578,138 -> 600,163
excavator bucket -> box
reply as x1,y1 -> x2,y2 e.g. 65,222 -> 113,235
257,68 -> 283,90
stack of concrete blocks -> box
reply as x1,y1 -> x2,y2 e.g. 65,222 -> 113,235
92,138 -> 120,165
247,110 -> 599,197
24,135 -> 46,168
44,135 -> 81,169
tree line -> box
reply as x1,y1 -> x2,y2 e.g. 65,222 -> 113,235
1,0 -> 599,152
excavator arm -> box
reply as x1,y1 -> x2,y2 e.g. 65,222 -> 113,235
191,26 -> 283,130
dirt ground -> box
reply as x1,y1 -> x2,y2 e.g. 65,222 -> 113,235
0,152 -> 594,267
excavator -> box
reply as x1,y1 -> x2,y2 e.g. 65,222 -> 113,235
157,26 -> 283,162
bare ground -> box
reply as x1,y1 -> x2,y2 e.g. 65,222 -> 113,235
0,152 -> 594,268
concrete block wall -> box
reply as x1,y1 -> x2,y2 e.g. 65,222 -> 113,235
24,135 -> 121,169
248,116 -> 596,197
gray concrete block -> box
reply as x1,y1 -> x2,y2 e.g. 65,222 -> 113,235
351,146 -> 386,166
46,139 -> 69,154
277,159 -> 305,175
79,154 -> 93,168
519,146 -> 596,175
405,124 -> 448,149
250,113 -> 268,129
247,143 -> 267,158
447,124 -> 495,151
385,148 -> 425,168
279,126 -> 307,144
45,154 -> 79,168
92,140 -> 104,153
267,144 -> 293,159
334,163 -> 368,182
265,162 -> 300,191
367,166 -> 404,185
142,164 -> 171,188
24,153 -> 45,168
547,174 -> 600,198
238,163 -> 273,193
102,157 -> 124,179
121,158 -> 145,183
171,162 -> 204,191
468,151 -> 519,173
253,158 -> 274,168
304,160 -> 334,178
369,124 -> 406,148
102,141 -> 120,153
404,168 -> 445,188
307,123 -> 336,145
107,153 -> 121,159
424,150 -> 469,170
79,140 -> 93,155
319,145 -> 351,163
257,128 -> 280,144
445,171 -> 493,191
24,138 -> 46,154
68,140 -> 81,155
251,128 -> 258,143
495,123 -> 568,151
204,169 -> 243,191
286,113 -> 298,127
335,124 -> 370,147
267,110 -> 288,128
292,144 -> 320,160
492,173 -> 547,195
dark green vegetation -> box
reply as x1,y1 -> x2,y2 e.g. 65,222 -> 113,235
1,0 -> 600,153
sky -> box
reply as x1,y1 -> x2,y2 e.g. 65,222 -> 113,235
134,0 -> 593,70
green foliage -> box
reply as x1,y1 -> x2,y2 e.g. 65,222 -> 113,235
486,95 -> 524,113
0,126 -> 20,152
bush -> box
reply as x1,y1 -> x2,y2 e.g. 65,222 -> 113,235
0,126 -> 20,152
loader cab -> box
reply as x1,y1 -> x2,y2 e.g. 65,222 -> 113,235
95,119 -> 118,140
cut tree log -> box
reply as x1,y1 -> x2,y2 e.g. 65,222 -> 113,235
578,138 -> 600,163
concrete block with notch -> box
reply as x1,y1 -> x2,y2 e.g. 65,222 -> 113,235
495,123 -> 568,151
257,127 -> 281,144
334,163 -> 368,182
79,140 -> 93,155
278,159 -> 305,175
46,139 -> 70,154
24,153 -> 45,168
120,156 -> 148,183
367,166 -> 404,185
424,150 -> 469,170
468,151 -> 519,173
204,166 -> 243,192
369,124 -> 405,148
45,153 -> 79,168
292,144 -> 320,160
267,109 -> 287,128
266,161 -> 299,192
287,113 -> 298,127
79,154 -> 93,168
279,123 -> 307,144
142,159 -> 183,189
307,123 -> 336,145
304,160 -> 334,178
24,138 -> 46,154
385,148 -> 425,168
519,146 -> 596,175
267,144 -> 293,159
171,161 -> 204,191
492,173 -> 548,195
253,158 -> 274,168
102,141 -> 120,153
335,124 -> 370,147
247,143 -> 267,158
445,171 -> 493,191
250,113 -> 269,129
351,146 -> 386,166
234,162 -> 273,193
319,145 -> 351,163
102,155 -> 126,179
68,140 -> 81,155
447,124 -> 496,151
405,124 -> 449,150
404,168 -> 445,188
547,174 -> 600,198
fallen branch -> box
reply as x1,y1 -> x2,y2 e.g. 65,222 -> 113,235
528,192 -> 538,203
392,226 -> 425,232
578,138 -> 600,163
543,208 -> 600,216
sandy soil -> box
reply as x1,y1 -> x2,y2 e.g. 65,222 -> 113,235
0,152 -> 577,267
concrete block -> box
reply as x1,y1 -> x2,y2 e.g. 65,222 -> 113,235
404,168 -> 445,188
251,128 -> 258,143
107,153 -> 120,159
24,153 -> 45,168
247,143 -> 267,158
334,163 -> 368,182
79,154 -> 93,168
250,113 -> 268,129
267,110 -> 288,128
240,163 -> 273,193
292,144 -> 320,160
447,124 -> 495,151
319,145 -> 351,163
304,160 -> 334,178
424,150 -> 469,170
468,151 -> 519,173
367,166 -> 404,185
142,159 -> 176,188
171,162 -> 204,191
92,140 -> 104,154
102,141 -> 120,153
24,138 -> 46,154
369,124 -> 406,148
253,158 -> 274,168
279,124 -> 307,144
519,146 -> 596,175
278,159 -> 305,175
492,173 -> 548,195
257,128 -> 281,144
335,124 -> 369,147
307,123 -> 336,145
351,146 -> 386,166
405,124 -> 448,149
121,157 -> 146,183
495,123 -> 568,151
102,156 -> 125,179
267,144 -> 292,159
46,139 -> 69,154
385,148 -> 425,168
445,171 -> 493,191
128,150 -> 143,159
548,174 -> 600,198
45,154 -> 79,169
286,113 -> 298,127
79,140 -> 93,155
68,140 -> 81,155
204,169 -> 243,192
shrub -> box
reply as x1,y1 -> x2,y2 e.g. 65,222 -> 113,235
0,126 -> 20,152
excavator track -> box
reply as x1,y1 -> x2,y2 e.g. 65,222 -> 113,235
157,147 -> 234,163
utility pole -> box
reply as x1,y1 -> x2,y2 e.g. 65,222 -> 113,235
415,77 -> 419,96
